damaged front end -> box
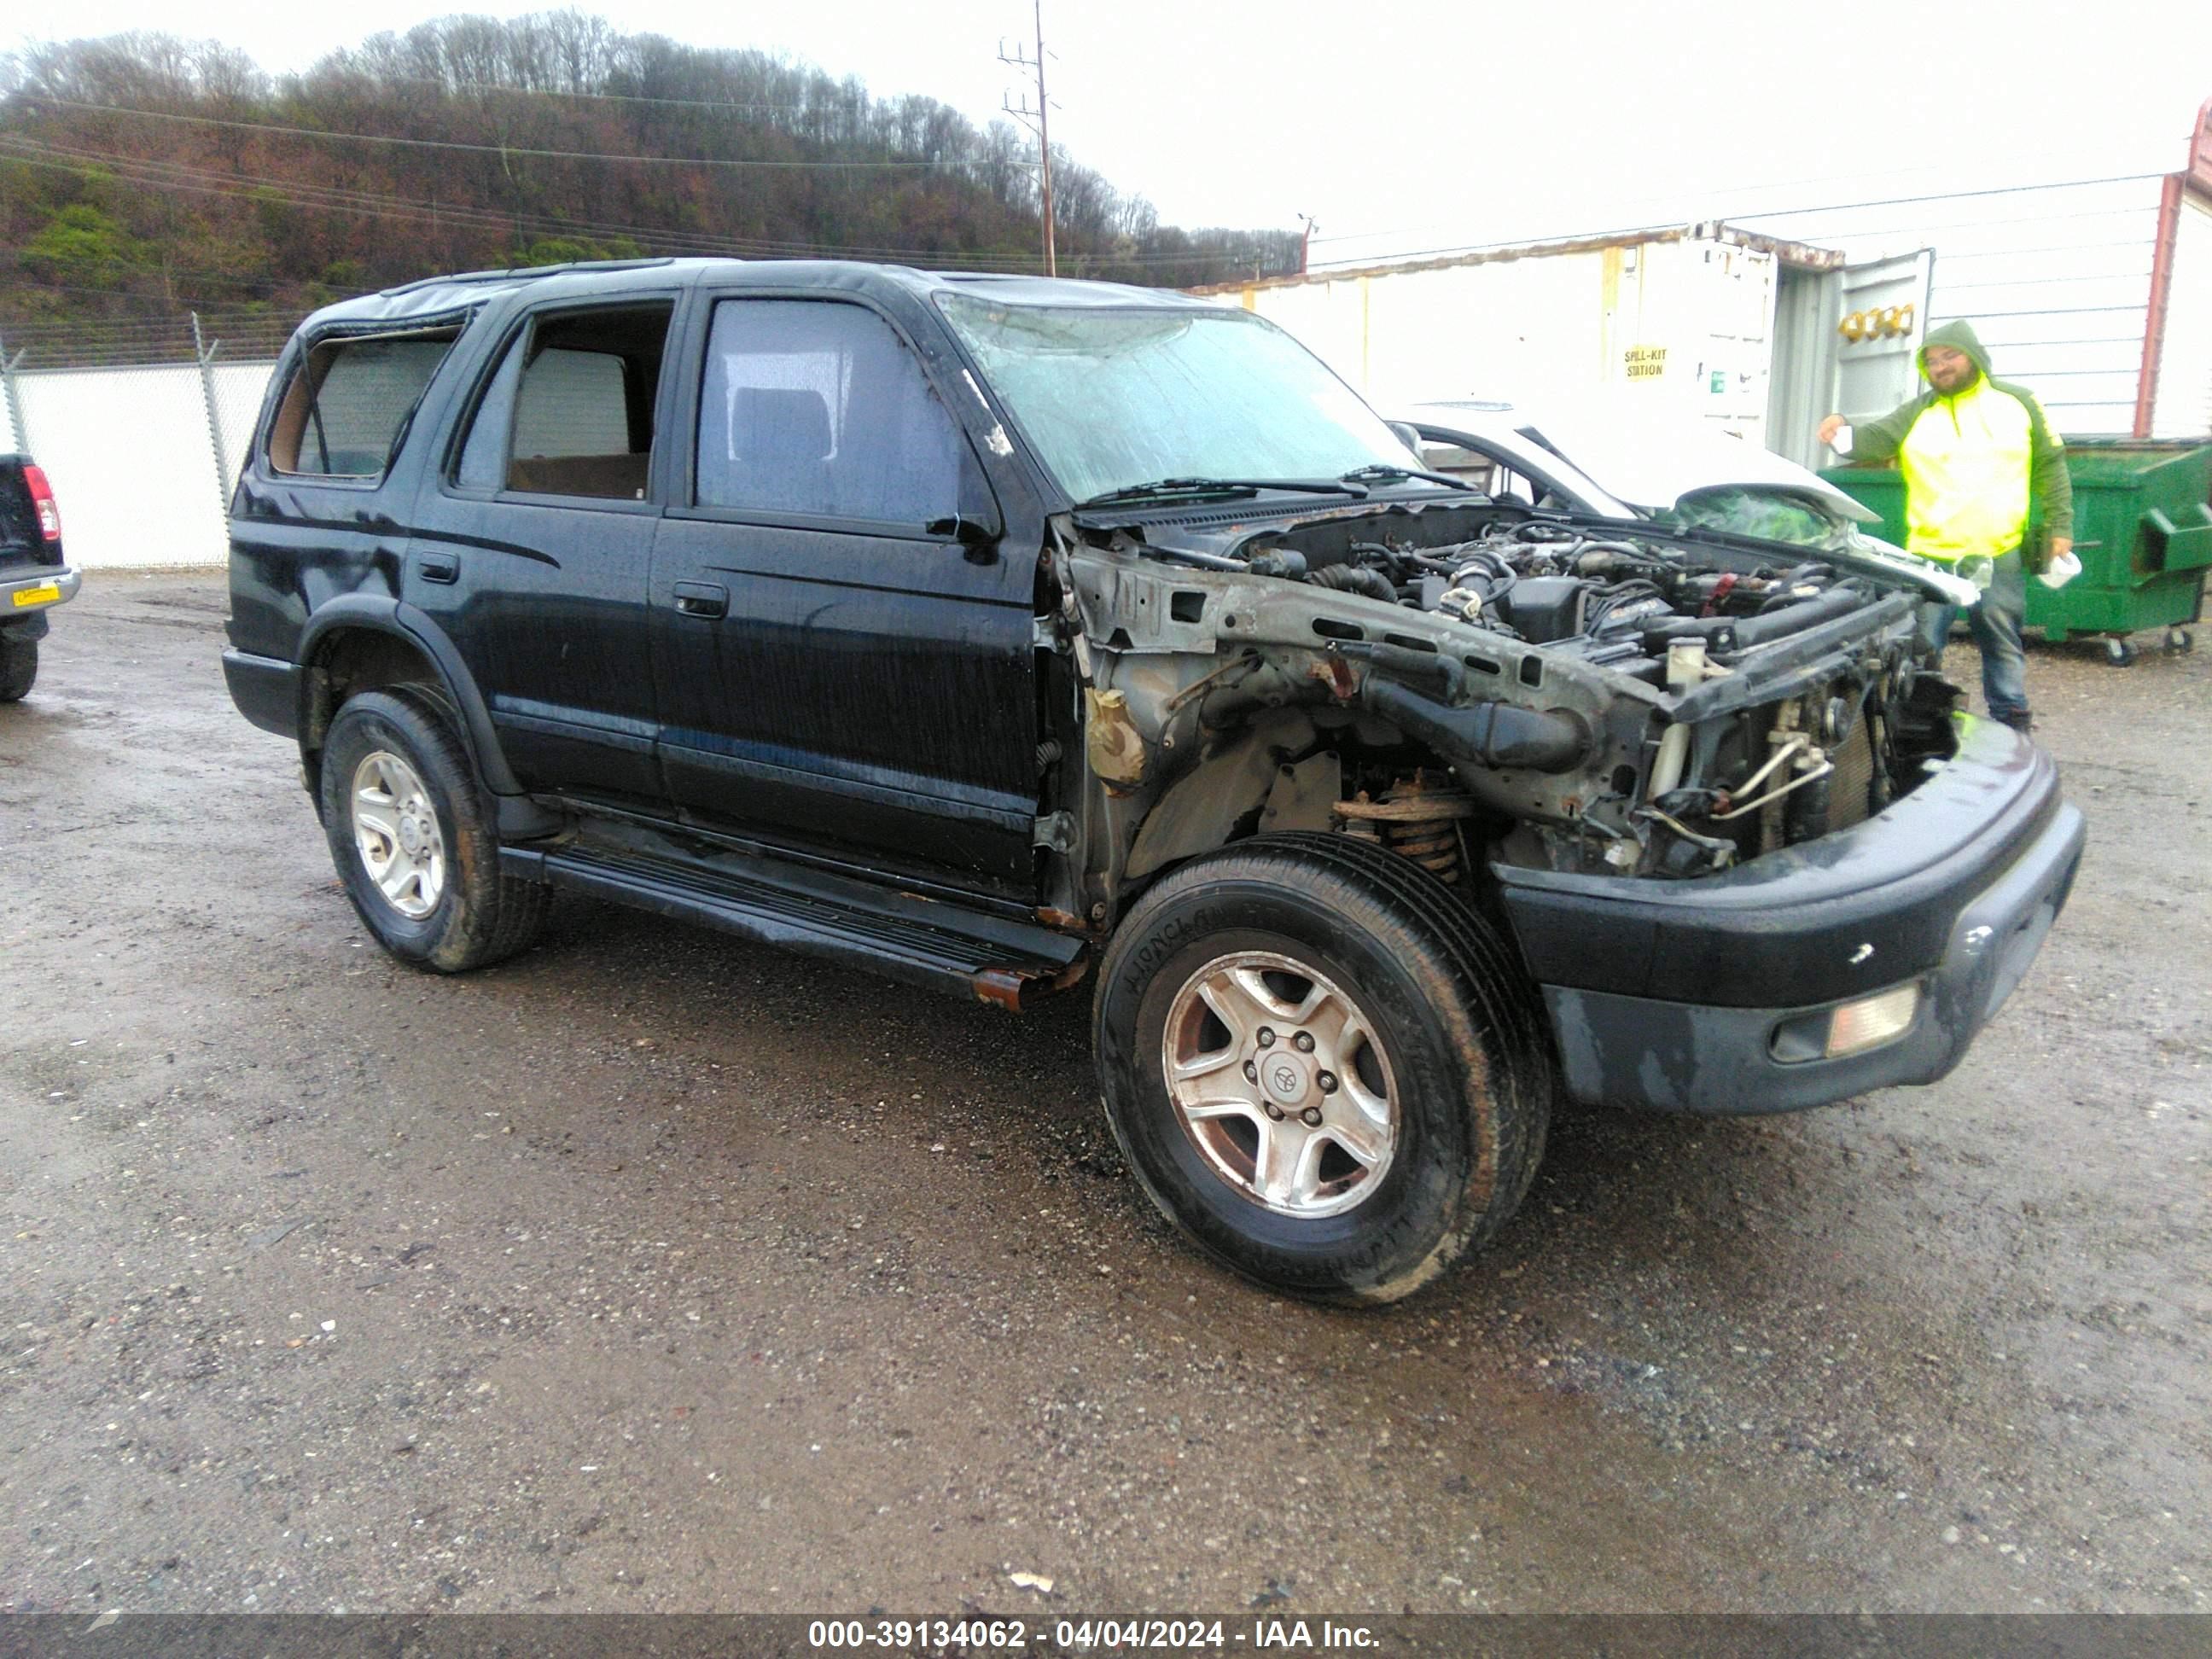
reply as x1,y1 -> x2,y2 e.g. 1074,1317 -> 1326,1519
1040,495 -> 1973,926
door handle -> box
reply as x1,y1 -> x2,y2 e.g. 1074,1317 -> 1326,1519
673,581 -> 729,620
417,551 -> 459,585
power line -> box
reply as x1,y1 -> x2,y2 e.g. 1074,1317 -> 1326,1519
3,136 -> 987,255
306,68 -> 1016,124
313,73 -> 830,116
0,137 -> 1058,272
31,96 -> 970,170
3,133 -> 1284,277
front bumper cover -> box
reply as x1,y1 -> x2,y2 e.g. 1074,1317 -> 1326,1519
1495,715 -> 2085,1113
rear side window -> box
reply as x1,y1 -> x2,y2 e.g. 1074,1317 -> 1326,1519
455,303 -> 672,500
696,300 -> 986,525
267,332 -> 458,478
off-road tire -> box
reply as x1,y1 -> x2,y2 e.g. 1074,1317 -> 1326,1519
319,687 -> 550,971
0,636 -> 36,702
1094,832 -> 1554,1304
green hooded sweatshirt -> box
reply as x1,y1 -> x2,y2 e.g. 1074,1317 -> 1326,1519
1846,319 -> 2073,564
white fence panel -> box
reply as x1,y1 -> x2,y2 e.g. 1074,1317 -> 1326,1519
212,361 -> 279,498
10,358 -> 280,570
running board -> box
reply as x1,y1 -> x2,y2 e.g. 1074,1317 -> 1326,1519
501,839 -> 1086,1009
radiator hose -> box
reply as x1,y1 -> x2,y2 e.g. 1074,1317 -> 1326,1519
1357,676 -> 1590,774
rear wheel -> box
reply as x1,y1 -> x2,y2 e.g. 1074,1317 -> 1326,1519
1094,833 -> 1552,1304
318,688 -> 549,971
0,636 -> 36,702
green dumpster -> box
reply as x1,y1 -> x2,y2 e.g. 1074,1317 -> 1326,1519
1822,439 -> 2212,665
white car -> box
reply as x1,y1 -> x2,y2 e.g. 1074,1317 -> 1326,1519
1400,399 -> 1977,608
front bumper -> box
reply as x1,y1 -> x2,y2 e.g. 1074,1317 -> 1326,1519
1496,716 -> 2085,1114
2,564 -> 80,620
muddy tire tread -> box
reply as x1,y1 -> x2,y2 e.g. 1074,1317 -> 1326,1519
0,636 -> 36,702
1096,832 -> 1555,1304
321,687 -> 550,973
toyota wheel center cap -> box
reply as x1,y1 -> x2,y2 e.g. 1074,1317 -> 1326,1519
1262,1051 -> 1311,1106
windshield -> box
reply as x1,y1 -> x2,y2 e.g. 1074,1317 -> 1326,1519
938,295 -> 1424,504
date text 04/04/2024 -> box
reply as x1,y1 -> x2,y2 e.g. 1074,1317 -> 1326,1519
805,1617 -> 1382,1650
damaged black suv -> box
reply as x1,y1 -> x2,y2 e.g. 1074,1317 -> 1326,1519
223,259 -> 2084,1303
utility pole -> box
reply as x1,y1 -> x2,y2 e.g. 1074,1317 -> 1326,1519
1297,214 -> 1319,276
998,2 -> 1056,276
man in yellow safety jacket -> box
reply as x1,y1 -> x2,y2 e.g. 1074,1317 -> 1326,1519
1819,319 -> 2073,733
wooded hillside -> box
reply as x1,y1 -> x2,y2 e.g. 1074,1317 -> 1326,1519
0,14 -> 1301,354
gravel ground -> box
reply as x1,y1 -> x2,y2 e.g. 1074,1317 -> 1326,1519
0,573 -> 2205,1615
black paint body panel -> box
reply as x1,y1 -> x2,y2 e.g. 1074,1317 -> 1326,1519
223,260 -> 1055,901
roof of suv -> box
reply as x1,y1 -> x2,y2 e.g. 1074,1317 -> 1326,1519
295,258 -> 1220,336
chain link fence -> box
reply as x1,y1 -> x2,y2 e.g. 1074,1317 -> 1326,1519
0,313 -> 294,569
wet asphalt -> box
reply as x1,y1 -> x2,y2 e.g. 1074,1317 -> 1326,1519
0,573 -> 2205,1615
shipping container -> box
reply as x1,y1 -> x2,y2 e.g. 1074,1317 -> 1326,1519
1195,222 -> 1935,465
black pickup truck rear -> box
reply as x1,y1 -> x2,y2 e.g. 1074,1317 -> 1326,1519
0,454 -> 78,701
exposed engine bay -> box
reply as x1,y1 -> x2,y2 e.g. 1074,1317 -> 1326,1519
1252,516 -> 1909,677
1045,498 -> 1970,918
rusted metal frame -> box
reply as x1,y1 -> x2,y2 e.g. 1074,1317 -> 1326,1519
1062,551 -> 1652,842
2188,96 -> 2212,195
972,960 -> 1087,1010
2133,174 -> 2186,439
2132,100 -> 2212,438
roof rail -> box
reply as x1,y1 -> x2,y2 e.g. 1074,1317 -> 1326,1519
379,257 -> 679,296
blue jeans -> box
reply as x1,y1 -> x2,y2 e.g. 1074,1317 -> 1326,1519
1918,547 -> 2029,724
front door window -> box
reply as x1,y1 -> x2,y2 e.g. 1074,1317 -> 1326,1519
695,300 -> 988,527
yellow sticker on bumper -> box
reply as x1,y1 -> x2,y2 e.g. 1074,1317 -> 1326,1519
11,583 -> 61,608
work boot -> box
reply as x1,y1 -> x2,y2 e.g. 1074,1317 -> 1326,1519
1997,709 -> 2034,735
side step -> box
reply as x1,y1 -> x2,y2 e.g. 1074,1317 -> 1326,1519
501,838 -> 1086,1009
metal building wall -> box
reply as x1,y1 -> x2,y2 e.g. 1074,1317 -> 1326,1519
1733,176 -> 2167,434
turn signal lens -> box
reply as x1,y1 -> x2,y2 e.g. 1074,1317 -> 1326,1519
1825,985 -> 1920,1058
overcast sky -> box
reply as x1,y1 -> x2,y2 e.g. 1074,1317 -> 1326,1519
15,0 -> 2212,260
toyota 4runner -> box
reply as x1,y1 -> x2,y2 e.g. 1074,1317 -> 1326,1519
223,259 -> 2085,1302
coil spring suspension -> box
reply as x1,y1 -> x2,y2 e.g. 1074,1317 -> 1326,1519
1333,771 -> 1477,884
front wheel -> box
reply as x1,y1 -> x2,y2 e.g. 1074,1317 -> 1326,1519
318,688 -> 549,971
1093,834 -> 1553,1304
